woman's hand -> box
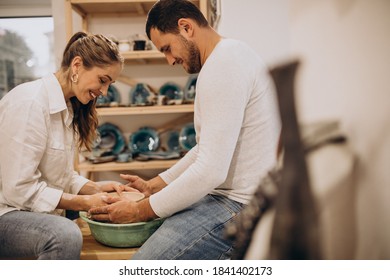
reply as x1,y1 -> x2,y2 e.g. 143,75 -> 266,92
97,182 -> 139,195
82,193 -> 114,210
58,192 -> 117,211
79,181 -> 139,196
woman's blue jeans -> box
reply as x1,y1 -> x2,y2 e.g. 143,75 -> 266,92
0,210 -> 82,259
132,194 -> 243,260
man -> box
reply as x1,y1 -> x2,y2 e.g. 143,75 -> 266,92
89,0 -> 280,260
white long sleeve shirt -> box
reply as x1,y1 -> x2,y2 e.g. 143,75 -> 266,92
150,39 -> 281,218
0,74 -> 89,217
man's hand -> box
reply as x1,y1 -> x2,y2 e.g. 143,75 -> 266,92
88,197 -> 158,224
120,174 -> 167,197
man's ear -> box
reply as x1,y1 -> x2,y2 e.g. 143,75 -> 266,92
178,18 -> 194,37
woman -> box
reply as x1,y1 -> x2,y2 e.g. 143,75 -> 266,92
0,32 -> 124,259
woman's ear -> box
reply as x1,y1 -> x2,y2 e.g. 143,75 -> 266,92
71,56 -> 83,73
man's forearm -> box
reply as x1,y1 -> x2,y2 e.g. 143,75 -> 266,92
137,197 -> 159,220
149,176 -> 168,194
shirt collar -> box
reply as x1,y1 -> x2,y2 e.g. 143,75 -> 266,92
64,100 -> 74,128
42,73 -> 67,115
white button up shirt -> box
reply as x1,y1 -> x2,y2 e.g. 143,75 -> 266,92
0,74 -> 89,216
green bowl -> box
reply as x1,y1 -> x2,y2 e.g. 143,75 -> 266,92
79,211 -> 164,248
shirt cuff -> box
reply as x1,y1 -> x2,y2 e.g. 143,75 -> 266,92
70,173 -> 90,194
158,170 -> 173,185
31,185 -> 63,213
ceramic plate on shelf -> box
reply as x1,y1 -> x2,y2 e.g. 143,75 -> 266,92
97,123 -> 126,155
90,154 -> 117,164
129,83 -> 155,106
129,127 -> 160,154
96,84 -> 121,106
179,123 -> 196,151
160,130 -> 180,152
183,74 -> 198,102
137,151 -> 181,160
158,82 -> 183,103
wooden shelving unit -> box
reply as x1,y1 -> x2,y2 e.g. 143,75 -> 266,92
76,104 -> 194,176
65,0 -> 206,178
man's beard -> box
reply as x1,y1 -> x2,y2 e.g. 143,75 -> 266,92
179,34 -> 202,74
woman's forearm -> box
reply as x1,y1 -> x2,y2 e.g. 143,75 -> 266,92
77,181 -> 100,195
57,193 -> 87,211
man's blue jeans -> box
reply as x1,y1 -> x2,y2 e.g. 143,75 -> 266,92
0,210 -> 82,259
132,194 -> 243,260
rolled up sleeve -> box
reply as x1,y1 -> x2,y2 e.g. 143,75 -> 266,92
69,171 -> 89,195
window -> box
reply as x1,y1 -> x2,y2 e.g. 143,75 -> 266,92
0,17 -> 54,99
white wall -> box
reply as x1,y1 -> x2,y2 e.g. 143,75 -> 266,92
218,0 -> 390,259
288,0 -> 390,260
0,0 -> 51,17
218,0 -> 290,65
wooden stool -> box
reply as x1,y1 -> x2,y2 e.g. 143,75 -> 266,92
76,218 -> 139,260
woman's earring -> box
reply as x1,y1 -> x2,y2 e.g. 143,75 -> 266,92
71,73 -> 79,83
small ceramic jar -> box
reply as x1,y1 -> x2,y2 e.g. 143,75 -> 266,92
118,40 -> 131,52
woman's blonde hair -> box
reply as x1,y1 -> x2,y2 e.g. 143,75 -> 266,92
60,32 -> 123,151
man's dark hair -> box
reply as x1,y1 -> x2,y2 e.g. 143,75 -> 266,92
146,0 -> 209,40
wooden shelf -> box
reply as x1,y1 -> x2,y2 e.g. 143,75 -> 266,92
122,50 -> 165,60
66,0 -> 208,42
69,0 -> 159,15
121,50 -> 166,64
78,159 -> 178,172
69,0 -> 203,15
96,104 -> 194,116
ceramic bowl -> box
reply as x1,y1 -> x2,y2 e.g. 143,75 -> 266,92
116,152 -> 132,163
133,40 -> 146,51
79,211 -> 164,248
106,191 -> 144,201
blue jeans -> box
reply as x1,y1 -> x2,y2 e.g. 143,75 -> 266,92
132,194 -> 243,260
0,210 -> 82,260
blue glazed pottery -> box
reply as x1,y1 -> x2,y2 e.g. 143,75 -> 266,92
96,84 -> 121,106
183,74 -> 198,102
129,127 -> 160,154
97,123 -> 126,155
129,83 -> 155,106
179,123 -> 196,151
158,82 -> 183,104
